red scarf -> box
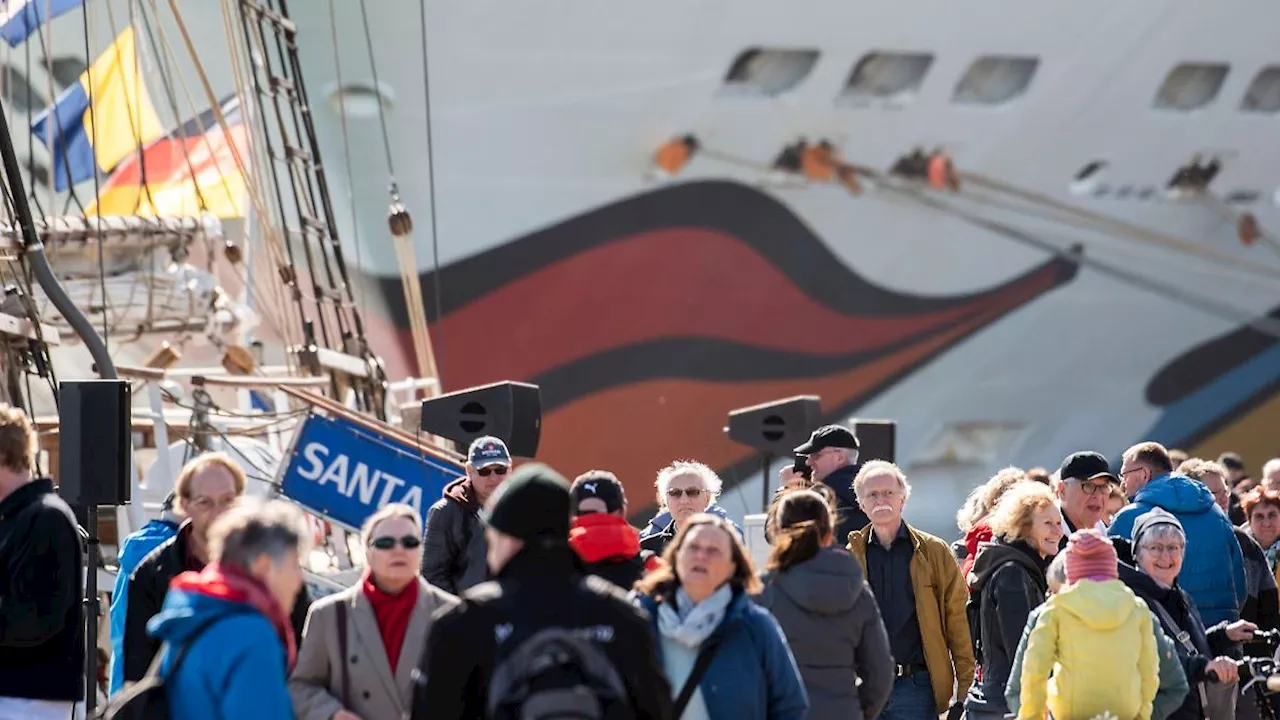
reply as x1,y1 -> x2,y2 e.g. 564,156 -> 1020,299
170,563 -> 298,671
362,572 -> 419,671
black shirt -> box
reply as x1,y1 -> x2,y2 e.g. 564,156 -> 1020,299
865,521 -> 925,666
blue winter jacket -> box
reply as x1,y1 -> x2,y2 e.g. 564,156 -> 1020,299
641,504 -> 743,537
1109,472 -> 1247,626
146,588 -> 293,720
636,588 -> 808,720
108,517 -> 179,693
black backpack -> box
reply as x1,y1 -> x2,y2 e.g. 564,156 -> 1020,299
485,626 -> 629,720
96,618 -> 223,720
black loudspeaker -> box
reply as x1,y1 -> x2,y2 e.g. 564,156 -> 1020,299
59,379 -> 131,506
852,419 -> 897,464
725,395 -> 823,457
420,381 -> 542,458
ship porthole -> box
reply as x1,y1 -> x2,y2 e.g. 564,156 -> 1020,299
326,80 -> 395,119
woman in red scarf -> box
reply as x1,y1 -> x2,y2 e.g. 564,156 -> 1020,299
146,498 -> 309,720
289,503 -> 460,720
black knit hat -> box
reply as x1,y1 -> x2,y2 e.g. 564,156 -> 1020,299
480,462 -> 571,542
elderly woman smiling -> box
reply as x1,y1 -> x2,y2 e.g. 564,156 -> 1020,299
290,504 -> 459,720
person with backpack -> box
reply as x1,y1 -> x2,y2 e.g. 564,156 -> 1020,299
133,498 -> 310,720
963,482 -> 1061,720
755,489 -> 892,720
635,513 -> 808,720
410,463 -> 673,720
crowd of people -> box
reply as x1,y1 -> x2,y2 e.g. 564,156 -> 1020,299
2,399 -> 1280,719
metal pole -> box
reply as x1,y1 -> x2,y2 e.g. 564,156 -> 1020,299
0,100 -> 117,380
760,453 -> 774,514
84,504 -> 100,715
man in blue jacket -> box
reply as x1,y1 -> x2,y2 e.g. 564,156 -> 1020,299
107,492 -> 183,694
1110,441 -> 1246,720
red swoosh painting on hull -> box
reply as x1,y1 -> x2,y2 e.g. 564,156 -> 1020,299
365,180 -> 1080,508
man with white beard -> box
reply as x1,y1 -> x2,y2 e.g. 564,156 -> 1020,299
846,460 -> 974,720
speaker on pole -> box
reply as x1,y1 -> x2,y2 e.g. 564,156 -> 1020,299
419,380 -> 542,458
58,379 -> 131,507
725,395 -> 822,511
851,419 -> 896,464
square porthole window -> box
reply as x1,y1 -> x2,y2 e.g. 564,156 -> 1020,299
838,51 -> 933,106
1153,63 -> 1229,111
723,48 -> 820,97
952,56 -> 1039,105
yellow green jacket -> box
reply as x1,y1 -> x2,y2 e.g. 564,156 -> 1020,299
1017,579 -> 1158,720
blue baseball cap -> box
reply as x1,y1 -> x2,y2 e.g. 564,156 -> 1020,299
468,436 -> 511,468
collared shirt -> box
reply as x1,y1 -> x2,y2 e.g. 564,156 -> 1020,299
1058,506 -> 1108,551
865,521 -> 925,666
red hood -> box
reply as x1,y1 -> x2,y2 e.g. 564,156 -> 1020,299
569,514 -> 640,564
960,520 -> 993,581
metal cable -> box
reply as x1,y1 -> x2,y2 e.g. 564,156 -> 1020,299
357,0 -> 396,184
418,0 -> 444,379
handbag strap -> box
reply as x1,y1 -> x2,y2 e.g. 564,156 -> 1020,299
673,634 -> 723,718
336,600 -> 351,709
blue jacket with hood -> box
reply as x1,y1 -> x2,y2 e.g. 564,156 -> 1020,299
640,503 -> 742,537
108,517 -> 179,693
1109,472 -> 1246,626
146,587 -> 294,720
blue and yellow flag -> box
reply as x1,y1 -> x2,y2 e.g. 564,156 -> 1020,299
0,0 -> 84,47
31,26 -> 164,191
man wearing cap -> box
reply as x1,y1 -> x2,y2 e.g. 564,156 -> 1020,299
421,435 -> 512,595
411,463 -> 673,720
796,425 -> 871,543
1054,451 -> 1118,550
567,470 -> 660,590
107,492 -> 185,693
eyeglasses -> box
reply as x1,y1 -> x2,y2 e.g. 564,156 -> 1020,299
863,490 -> 899,503
370,535 -> 422,550
477,466 -> 509,477
666,487 -> 705,499
1072,481 -> 1112,496
1142,543 -> 1184,557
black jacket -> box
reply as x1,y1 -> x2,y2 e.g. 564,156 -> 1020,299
0,478 -> 84,701
964,539 -> 1048,716
421,476 -> 489,594
1119,561 -> 1229,720
823,465 -> 870,544
411,543 -> 674,720
122,520 -> 311,683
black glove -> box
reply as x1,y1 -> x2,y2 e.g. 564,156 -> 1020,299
945,701 -> 964,720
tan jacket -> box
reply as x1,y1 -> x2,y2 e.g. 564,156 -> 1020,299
848,521 -> 975,714
288,579 -> 459,720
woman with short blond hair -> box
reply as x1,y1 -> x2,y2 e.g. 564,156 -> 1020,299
963,482 -> 1062,720
289,504 -> 459,720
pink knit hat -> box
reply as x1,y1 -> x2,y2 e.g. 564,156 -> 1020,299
1063,529 -> 1118,583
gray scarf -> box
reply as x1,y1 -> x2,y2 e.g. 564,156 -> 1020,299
656,584 -> 733,649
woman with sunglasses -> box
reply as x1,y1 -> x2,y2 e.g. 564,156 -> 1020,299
289,504 -> 459,720
641,461 -> 732,556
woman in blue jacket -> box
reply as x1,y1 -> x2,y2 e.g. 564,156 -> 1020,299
634,513 -> 807,720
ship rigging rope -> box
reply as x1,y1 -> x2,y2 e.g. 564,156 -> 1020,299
356,0 -> 397,190
80,0 -> 112,348
137,0 -> 292,342
696,147 -> 1280,340
418,0 -> 445,378
325,0 -> 366,312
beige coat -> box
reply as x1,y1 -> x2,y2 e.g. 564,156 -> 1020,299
288,579 -> 459,720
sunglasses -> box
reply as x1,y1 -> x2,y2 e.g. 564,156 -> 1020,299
666,487 -> 705,499
477,465 -> 509,477
370,535 -> 422,551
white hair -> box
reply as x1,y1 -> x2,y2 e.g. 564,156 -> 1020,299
1135,523 -> 1186,561
853,460 -> 913,502
655,460 -> 722,506
1046,551 -> 1068,589
1264,458 -> 1280,479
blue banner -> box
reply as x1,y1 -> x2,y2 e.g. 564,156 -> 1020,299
278,413 -> 463,532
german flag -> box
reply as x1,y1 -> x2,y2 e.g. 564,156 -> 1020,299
87,94 -> 245,218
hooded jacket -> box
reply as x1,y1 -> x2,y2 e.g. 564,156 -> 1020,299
639,503 -> 742,556
568,513 -> 657,591
1016,578 -> 1159,720
148,581 -> 294,719
957,520 -> 993,579
755,546 -> 893,720
1109,472 -> 1246,626
109,516 -> 179,693
964,539 -> 1048,716
1006,603 -> 1189,720
420,476 -> 488,594
819,464 -> 871,542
